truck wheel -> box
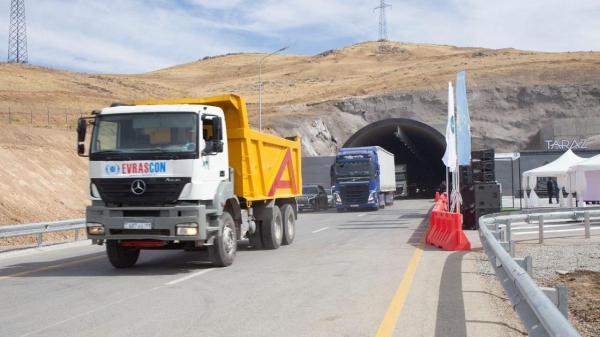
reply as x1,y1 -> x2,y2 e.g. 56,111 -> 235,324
281,204 -> 295,245
261,206 -> 283,249
106,240 -> 140,268
379,195 -> 386,209
209,211 -> 237,267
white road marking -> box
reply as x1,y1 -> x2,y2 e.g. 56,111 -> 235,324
21,287 -> 160,337
166,268 -> 214,285
514,227 -> 600,235
358,213 -> 367,217
312,227 -> 329,233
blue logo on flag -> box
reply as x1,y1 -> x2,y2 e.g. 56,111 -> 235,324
105,164 -> 120,175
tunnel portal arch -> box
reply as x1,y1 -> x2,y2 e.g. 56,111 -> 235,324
343,118 -> 447,198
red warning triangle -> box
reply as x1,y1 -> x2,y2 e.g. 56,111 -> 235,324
268,149 -> 297,197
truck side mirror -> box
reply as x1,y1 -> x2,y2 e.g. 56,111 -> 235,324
212,117 -> 224,153
213,117 -> 223,141
77,118 -> 87,142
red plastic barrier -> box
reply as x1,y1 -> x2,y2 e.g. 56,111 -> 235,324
434,192 -> 440,202
425,194 -> 470,251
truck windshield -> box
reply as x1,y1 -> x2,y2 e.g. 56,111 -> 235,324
396,172 -> 406,181
91,112 -> 198,155
302,187 -> 318,195
335,162 -> 372,178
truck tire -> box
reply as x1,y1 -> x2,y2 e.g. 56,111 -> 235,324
281,204 -> 295,245
261,206 -> 283,249
106,240 -> 140,268
209,211 -> 237,267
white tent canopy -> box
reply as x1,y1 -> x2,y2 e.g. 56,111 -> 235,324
567,154 -> 600,206
568,154 -> 600,172
522,149 -> 585,207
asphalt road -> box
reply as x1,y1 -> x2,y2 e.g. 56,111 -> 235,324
0,200 -> 433,337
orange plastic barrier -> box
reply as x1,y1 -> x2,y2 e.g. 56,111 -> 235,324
426,193 -> 470,251
434,192 -> 440,202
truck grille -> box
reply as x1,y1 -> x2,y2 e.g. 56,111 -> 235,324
110,229 -> 170,236
92,178 -> 191,206
340,184 -> 369,204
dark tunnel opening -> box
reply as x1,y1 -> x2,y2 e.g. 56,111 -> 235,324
343,119 -> 446,199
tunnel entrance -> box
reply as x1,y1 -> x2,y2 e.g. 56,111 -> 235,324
343,119 -> 446,199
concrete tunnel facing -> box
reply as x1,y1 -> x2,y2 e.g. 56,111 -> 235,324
343,118 -> 446,198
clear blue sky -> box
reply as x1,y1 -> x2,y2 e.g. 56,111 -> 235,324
1,0 -> 599,74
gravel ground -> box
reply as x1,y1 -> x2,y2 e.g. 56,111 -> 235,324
476,238 -> 600,336
516,241 -> 600,282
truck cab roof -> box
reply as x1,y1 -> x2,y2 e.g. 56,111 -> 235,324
97,104 -> 222,116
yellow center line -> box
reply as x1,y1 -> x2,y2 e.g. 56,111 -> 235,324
375,226 -> 428,337
0,255 -> 105,281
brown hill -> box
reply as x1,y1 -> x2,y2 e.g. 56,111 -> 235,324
0,41 -> 599,228
1,41 -> 599,121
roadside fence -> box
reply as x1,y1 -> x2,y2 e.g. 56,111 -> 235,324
0,219 -> 86,247
478,209 -> 596,336
0,107 -> 87,127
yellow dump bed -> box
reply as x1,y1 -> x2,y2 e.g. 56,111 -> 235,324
134,94 -> 302,202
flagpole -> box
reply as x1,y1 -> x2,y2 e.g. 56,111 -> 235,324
454,93 -> 460,213
446,166 -> 450,209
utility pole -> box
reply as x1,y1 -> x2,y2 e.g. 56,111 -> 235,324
258,46 -> 289,131
374,0 -> 392,42
8,0 -> 28,63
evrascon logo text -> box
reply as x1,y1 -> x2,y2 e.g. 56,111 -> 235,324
103,162 -> 170,176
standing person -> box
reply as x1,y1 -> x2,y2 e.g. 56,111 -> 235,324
546,178 -> 554,204
553,178 -> 560,204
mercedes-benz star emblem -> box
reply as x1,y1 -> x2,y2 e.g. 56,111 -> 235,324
131,180 -> 146,195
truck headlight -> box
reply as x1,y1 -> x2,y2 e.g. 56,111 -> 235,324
176,223 -> 198,236
334,193 -> 341,203
368,191 -> 376,202
87,223 -> 105,235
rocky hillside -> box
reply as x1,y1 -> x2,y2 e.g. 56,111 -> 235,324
1,42 -> 599,153
267,83 -> 600,155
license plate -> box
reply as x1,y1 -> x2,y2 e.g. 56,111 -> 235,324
351,204 -> 359,208
124,222 -> 152,230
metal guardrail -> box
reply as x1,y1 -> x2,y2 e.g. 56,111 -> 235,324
479,211 -> 585,337
0,219 -> 86,247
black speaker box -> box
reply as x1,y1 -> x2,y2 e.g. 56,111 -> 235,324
473,171 -> 495,182
462,206 -> 501,230
471,160 -> 495,172
471,149 -> 495,161
459,165 -> 473,185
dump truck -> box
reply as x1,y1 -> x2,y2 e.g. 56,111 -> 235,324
76,94 -> 302,268
332,146 -> 395,212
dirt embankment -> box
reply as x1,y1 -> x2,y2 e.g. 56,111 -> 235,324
544,271 -> 600,337
0,126 -> 88,227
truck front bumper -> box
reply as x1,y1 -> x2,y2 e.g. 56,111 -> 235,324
85,204 -> 218,242
336,201 -> 378,209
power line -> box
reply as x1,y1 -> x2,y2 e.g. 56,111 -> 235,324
374,0 -> 392,42
8,0 -> 28,64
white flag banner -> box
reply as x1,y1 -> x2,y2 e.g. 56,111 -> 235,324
442,82 -> 457,172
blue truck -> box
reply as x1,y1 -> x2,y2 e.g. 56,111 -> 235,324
331,147 -> 396,212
